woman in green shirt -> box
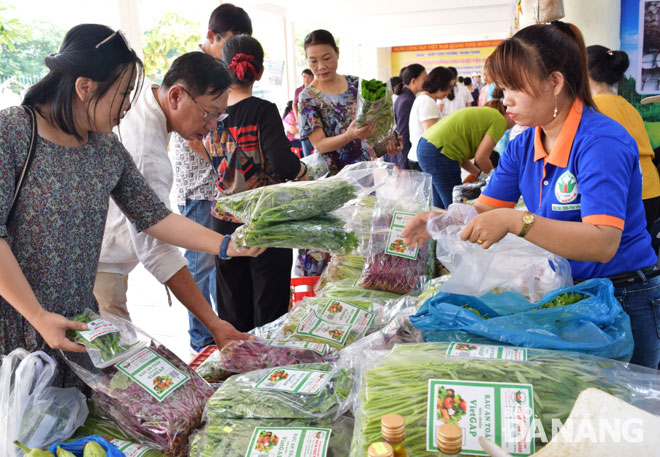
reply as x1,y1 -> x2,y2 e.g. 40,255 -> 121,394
416,100 -> 514,208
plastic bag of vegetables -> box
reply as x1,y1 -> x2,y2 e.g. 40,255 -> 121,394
357,168 -> 434,294
350,343 -> 660,457
189,416 -> 354,457
61,320 -> 213,457
203,362 -> 352,420
314,254 -> 366,292
410,278 -> 634,361
65,309 -> 145,368
232,215 -> 359,254
300,152 -> 329,180
356,78 -> 396,154
196,339 -> 337,378
0,350 -> 88,457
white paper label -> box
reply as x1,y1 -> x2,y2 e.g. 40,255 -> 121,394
254,368 -> 329,395
115,347 -> 189,402
266,340 -> 330,356
385,211 -> 418,259
446,343 -> 528,361
427,379 -> 535,455
246,427 -> 331,457
77,319 -> 120,342
109,439 -> 151,457
294,306 -> 373,347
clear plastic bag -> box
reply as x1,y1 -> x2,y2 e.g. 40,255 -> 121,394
300,152 -> 329,180
351,342 -> 660,457
66,309 -> 144,368
203,362 -> 351,421
429,203 -> 573,301
314,254 -> 366,293
189,416 -> 354,457
357,168 -> 434,294
0,350 -> 88,457
61,320 -> 213,457
355,78 -> 395,153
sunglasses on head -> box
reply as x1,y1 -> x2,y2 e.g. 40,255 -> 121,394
95,30 -> 132,52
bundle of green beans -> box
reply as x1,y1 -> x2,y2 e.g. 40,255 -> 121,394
215,178 -> 357,227
66,310 -> 136,364
351,343 -> 633,457
232,216 -> 359,254
319,279 -> 403,303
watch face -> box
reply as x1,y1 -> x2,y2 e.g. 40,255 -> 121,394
523,212 -> 534,224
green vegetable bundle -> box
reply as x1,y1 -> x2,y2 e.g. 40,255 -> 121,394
319,278 -> 403,304
351,343 -> 660,457
356,78 -> 395,151
189,416 -> 354,457
214,177 -> 357,227
314,254 -> 366,292
203,363 -> 351,421
66,309 -> 141,368
232,216 -> 359,254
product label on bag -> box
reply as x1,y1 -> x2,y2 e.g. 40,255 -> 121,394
266,340 -> 331,356
77,319 -> 120,342
108,439 -> 152,457
427,379 -> 535,455
318,299 -> 371,325
294,307 -> 373,346
446,342 -> 528,361
385,211 -> 418,259
254,368 -> 329,395
246,427 -> 331,457
115,347 -> 189,401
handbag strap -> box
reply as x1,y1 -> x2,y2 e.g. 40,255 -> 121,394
7,105 -> 38,223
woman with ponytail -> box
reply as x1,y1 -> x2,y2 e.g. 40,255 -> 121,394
0,24 -> 262,386
404,22 -> 660,369
206,35 -> 307,332
390,63 -> 427,169
587,45 -> 660,234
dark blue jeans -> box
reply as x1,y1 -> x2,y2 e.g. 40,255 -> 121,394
178,199 -> 217,351
615,273 -> 660,368
416,137 -> 461,209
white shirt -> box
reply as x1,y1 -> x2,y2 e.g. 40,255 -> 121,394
408,93 -> 441,162
439,84 -> 472,116
98,84 -> 188,283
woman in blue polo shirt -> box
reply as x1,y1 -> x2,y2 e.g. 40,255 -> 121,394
402,21 -> 660,369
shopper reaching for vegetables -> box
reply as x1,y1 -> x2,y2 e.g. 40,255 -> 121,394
403,21 -> 660,369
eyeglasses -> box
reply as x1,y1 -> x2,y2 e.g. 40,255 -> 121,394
95,30 -> 132,52
180,87 -> 228,122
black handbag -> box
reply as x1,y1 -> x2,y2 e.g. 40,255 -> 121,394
7,105 -> 38,223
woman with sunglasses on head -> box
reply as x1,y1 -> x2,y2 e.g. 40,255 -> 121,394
0,24 -> 262,386
587,45 -> 660,235
403,21 -> 660,369
205,35 -> 307,333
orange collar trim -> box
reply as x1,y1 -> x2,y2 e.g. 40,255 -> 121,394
533,98 -> 584,167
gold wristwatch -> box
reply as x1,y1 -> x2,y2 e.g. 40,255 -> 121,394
518,211 -> 535,238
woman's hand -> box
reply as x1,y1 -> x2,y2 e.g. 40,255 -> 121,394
460,208 -> 517,249
31,310 -> 88,353
346,120 -> 378,141
227,240 -> 266,257
402,211 -> 435,249
208,318 -> 253,348
386,135 -> 403,156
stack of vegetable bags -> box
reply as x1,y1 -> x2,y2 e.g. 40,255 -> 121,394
356,78 -> 396,156
357,168 -> 435,294
62,314 -> 213,457
217,162 -> 386,254
189,363 -> 354,457
351,342 -> 660,457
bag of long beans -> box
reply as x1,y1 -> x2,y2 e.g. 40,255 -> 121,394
351,342 -> 660,457
357,168 -> 435,294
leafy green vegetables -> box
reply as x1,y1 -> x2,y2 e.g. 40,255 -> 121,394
356,79 -> 395,153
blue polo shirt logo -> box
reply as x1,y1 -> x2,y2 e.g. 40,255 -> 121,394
554,170 -> 578,203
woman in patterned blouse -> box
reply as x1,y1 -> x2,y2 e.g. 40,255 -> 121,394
0,24 -> 261,384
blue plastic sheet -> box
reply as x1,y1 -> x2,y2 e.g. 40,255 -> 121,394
410,279 -> 634,361
48,435 -> 124,457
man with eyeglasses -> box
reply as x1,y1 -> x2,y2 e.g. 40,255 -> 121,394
172,3 -> 252,353
95,52 -> 253,349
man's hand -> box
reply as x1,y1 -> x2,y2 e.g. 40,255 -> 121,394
32,310 -> 88,353
208,318 -> 253,348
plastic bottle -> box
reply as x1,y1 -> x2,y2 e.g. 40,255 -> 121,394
436,423 -> 462,457
381,413 -> 408,457
368,441 -> 394,457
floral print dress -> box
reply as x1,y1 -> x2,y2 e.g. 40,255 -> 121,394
296,75 -> 373,276
0,106 -> 170,387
